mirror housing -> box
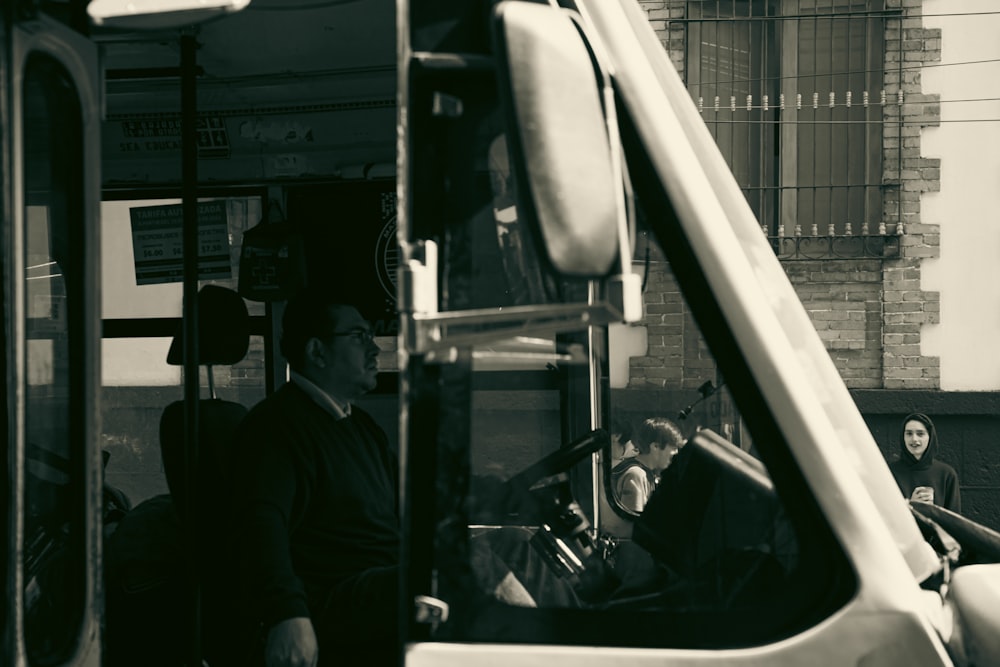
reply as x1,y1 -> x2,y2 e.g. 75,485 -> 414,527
492,1 -> 622,278
947,564 -> 1000,665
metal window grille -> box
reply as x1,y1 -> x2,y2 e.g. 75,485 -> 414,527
680,0 -> 900,247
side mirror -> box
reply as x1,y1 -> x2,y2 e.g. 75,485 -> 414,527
88,0 -> 251,30
492,1 -> 623,278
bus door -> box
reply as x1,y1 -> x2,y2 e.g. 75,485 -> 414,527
395,1 -> 952,666
2,7 -> 103,667
397,0 -> 648,662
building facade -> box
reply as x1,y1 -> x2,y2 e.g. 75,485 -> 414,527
612,0 -> 1000,527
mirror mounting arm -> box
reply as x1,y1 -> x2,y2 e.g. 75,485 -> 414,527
398,237 -> 640,357
607,273 -> 643,324
398,239 -> 441,355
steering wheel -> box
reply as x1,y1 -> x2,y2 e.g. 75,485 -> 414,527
506,428 -> 609,493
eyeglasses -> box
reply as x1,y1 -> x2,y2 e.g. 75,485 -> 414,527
326,328 -> 376,345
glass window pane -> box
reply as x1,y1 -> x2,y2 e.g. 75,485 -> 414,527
101,335 -> 268,507
99,195 -> 269,506
686,1 -> 779,231
103,338 -> 180,386
417,178 -> 853,651
100,196 -> 265,318
22,54 -> 86,666
685,0 -> 884,236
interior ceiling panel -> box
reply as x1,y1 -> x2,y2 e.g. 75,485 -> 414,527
96,0 -> 398,184
96,0 -> 394,82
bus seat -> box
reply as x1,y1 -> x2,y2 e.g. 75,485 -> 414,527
159,284 -> 250,514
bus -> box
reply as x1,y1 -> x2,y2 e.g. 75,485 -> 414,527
3,0 -> 1000,666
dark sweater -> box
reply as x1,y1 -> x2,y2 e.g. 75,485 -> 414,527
889,458 -> 961,513
232,382 -> 398,637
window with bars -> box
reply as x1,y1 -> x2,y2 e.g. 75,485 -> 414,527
684,0 -> 894,240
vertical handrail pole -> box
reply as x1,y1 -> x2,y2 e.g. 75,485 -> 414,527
180,29 -> 202,667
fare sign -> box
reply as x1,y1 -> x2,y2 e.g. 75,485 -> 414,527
129,201 -> 232,285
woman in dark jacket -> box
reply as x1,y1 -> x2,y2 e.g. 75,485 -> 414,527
888,412 -> 961,512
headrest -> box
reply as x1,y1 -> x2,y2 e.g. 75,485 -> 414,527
167,285 -> 250,366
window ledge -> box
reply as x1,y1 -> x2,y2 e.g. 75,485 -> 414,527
769,234 -> 901,261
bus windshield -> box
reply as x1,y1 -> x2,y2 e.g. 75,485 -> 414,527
398,0 -> 856,651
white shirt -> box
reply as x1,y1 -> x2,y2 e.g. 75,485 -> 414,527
289,370 -> 351,421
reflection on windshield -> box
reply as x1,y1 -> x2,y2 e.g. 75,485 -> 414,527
487,134 -> 551,306
471,336 -> 587,371
464,425 -> 795,622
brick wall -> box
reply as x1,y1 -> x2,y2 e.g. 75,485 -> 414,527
638,1 -> 686,78
627,243 -> 716,393
620,2 -> 1000,529
785,260 -> 884,388
629,0 -> 943,392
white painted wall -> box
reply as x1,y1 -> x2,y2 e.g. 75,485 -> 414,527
609,320 -> 648,389
919,0 -> 1000,390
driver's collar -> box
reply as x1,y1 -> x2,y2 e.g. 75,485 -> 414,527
290,370 -> 351,420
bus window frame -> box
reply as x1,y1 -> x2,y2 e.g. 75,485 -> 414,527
8,14 -> 102,667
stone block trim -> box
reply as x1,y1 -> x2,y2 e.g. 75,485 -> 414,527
882,259 -> 940,389
882,0 -> 942,390
883,1 -> 941,235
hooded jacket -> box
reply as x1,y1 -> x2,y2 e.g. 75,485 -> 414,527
888,412 -> 961,513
